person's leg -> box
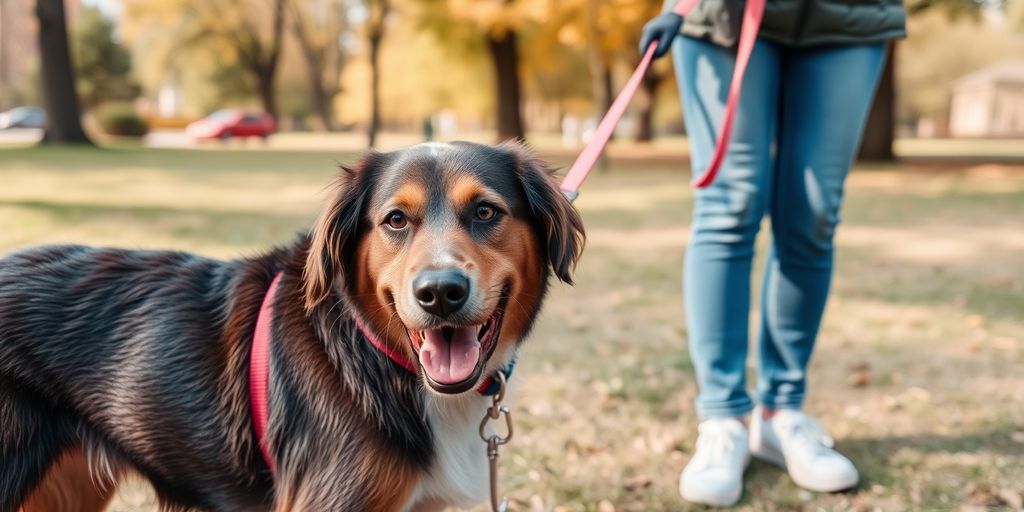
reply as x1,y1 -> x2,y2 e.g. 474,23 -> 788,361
672,35 -> 782,507
673,35 -> 781,420
756,43 -> 887,410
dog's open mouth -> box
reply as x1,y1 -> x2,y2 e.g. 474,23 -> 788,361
407,290 -> 508,394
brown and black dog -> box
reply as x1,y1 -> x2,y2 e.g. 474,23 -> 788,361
0,141 -> 584,511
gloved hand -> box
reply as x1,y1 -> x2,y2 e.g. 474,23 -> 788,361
639,12 -> 683,59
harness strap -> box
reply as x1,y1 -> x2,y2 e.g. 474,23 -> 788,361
249,272 -> 281,474
560,0 -> 766,199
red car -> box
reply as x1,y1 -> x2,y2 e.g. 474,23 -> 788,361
186,109 -> 276,141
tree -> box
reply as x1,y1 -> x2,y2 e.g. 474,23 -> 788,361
583,1 -> 614,139
416,0 -> 530,142
210,0 -> 286,119
70,6 -> 140,109
627,1 -> 670,142
532,0 -> 665,141
36,0 -> 92,145
366,0 -> 390,147
123,0 -> 286,118
486,13 -> 525,141
289,0 -> 349,131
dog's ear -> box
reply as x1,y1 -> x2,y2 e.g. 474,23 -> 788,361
304,154 -> 381,311
504,142 -> 586,284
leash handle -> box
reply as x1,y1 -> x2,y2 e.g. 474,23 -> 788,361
560,0 -> 765,200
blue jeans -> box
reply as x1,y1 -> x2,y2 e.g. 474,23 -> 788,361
672,36 -> 887,419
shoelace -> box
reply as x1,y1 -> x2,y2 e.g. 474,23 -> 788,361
695,421 -> 741,468
778,413 -> 835,458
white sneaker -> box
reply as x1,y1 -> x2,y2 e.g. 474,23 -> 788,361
679,418 -> 749,507
749,406 -> 859,492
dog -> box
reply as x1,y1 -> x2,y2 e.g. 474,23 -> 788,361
0,141 -> 584,511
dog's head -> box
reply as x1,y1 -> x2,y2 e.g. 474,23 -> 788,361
304,141 -> 584,395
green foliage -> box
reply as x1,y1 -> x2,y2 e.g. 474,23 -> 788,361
70,6 -> 141,109
93,102 -> 150,137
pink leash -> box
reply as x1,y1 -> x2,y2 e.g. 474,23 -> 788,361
560,0 -> 766,200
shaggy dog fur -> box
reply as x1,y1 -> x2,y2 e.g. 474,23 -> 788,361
0,141 -> 584,512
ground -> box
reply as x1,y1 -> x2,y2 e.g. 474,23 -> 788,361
0,142 -> 1021,511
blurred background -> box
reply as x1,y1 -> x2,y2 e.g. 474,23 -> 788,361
2,1 -> 1023,511
2,0 -> 1023,150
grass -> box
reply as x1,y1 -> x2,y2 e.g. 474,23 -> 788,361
1,144 -> 1022,511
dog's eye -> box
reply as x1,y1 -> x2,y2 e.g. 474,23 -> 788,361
475,203 -> 496,221
385,211 -> 408,230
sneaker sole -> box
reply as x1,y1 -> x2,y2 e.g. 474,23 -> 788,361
680,486 -> 742,508
750,443 -> 859,493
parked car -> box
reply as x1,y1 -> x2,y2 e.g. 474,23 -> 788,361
185,109 -> 275,141
0,106 -> 46,130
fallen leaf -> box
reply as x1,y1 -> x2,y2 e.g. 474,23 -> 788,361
848,370 -> 871,388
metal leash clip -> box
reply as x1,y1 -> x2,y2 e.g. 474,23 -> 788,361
478,369 -> 513,512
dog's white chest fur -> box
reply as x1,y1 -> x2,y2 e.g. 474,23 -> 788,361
403,383 -> 515,512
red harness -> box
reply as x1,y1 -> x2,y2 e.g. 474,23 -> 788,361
248,272 -> 505,473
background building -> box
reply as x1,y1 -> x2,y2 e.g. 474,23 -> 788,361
949,60 -> 1024,138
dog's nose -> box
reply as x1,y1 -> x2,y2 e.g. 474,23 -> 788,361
413,269 -> 469,318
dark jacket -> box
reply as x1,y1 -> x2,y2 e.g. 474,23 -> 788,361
674,0 -> 906,47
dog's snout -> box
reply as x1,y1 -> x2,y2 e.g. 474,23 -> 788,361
413,269 -> 469,318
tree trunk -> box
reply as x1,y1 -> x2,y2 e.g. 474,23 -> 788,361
857,42 -> 896,161
486,28 -> 525,142
289,0 -> 342,133
635,71 -> 662,143
368,32 -> 382,148
311,77 -> 334,132
36,0 -> 92,145
257,72 -> 277,120
260,0 -> 285,120
306,56 -> 334,132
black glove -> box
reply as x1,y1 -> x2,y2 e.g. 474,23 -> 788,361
639,12 -> 683,59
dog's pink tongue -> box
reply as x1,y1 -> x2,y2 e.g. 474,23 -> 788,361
419,327 -> 481,384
